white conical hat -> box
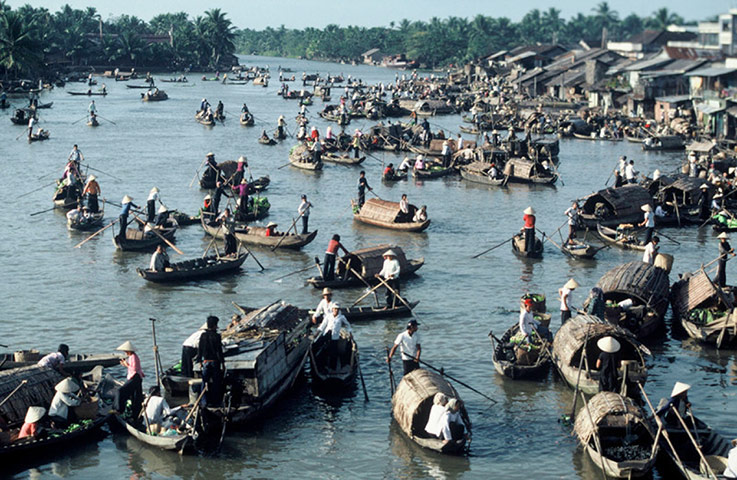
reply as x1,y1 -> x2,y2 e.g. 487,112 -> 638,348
150,187 -> 159,194
204,194 -> 212,200
524,207 -> 535,215
597,336 -> 621,353
116,340 -> 135,352
641,204 -> 652,212
330,302 -> 340,309
266,222 -> 278,228
238,155 -> 247,162
383,249 -> 397,257
122,195 -> 133,203
564,278 -> 579,289
157,205 -> 167,213
671,381 -> 691,397
55,378 -> 80,393
87,175 -> 96,182
25,406 -> 46,423
718,233 -> 729,239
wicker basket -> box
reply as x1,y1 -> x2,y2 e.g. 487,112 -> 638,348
14,350 -> 40,362
515,346 -> 539,365
74,397 -> 99,420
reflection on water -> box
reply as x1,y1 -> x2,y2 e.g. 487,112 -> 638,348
388,420 -> 471,480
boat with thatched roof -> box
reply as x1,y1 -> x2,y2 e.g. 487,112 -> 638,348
353,198 -> 430,232
592,261 -> 670,339
580,186 -> 653,229
551,314 -> 649,396
574,392 -> 658,478
391,368 -> 471,455
502,157 -> 558,185
307,245 -> 424,289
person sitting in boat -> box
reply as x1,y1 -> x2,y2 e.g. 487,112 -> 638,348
415,155 -> 427,171
49,378 -> 82,428
383,163 -> 395,179
398,157 -> 412,173
264,222 -> 279,237
522,207 -> 536,253
439,398 -> 466,444
413,205 -> 428,223
424,393 -> 448,438
315,303 -> 353,369
18,406 -> 46,440
656,382 -> 693,427
202,152 -> 218,184
113,340 -> 145,417
519,299 -> 542,344
260,129 -> 270,142
596,336 -> 621,393
149,245 -> 170,272
82,175 -> 100,213
144,386 -> 172,434
487,163 -> 499,179
397,194 -> 411,223
37,344 -> 70,375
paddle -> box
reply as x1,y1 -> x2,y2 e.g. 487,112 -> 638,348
271,212 -> 304,251
0,379 -> 28,409
313,256 -> 325,279
241,242 -> 265,271
415,357 -> 497,404
81,164 -> 123,182
337,256 -> 380,307
97,115 -> 117,125
670,406 -> 718,480
75,218 -> 119,248
373,275 -> 420,322
71,115 -> 88,125
579,390 -> 608,480
350,283 -> 383,307
636,382 -> 688,474
29,206 -> 57,217
654,229 -> 681,245
19,180 -> 57,199
272,261 -> 320,282
565,324 -> 591,424
202,222 -> 224,258
385,346 -> 396,395
356,354 -> 369,401
472,235 -> 515,258
131,213 -> 184,255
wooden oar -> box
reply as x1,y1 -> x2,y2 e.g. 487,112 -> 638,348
149,318 -> 163,390
717,307 -> 736,349
472,235 -> 515,258
71,115 -> 88,125
313,256 -> 324,278
636,382 -> 687,472
241,242 -> 264,271
654,229 -> 681,245
75,218 -> 118,248
385,346 -> 396,395
373,275 -> 420,323
356,353 -> 369,402
273,261 -> 320,282
567,325 -> 591,423
131,213 -> 184,255
19,180 -> 57,199
81,164 -> 123,182
0,379 -> 28,409
189,159 -> 207,188
202,222 -> 224,258
350,283 -> 383,307
337,256 -> 380,307
415,358 -> 497,404
97,115 -> 117,125
29,206 -> 56,217
271,212 -> 304,251
670,406 -> 718,480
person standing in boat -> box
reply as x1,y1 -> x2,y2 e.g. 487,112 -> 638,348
315,303 -> 353,369
656,382 -> 693,427
216,208 -> 237,256
698,184 -> 712,220
67,144 -> 84,168
585,287 -> 606,319
323,234 -> 349,282
82,175 -> 100,213
113,341 -> 144,416
718,233 -> 735,287
117,195 -> 139,240
596,336 -> 621,393
298,195 -> 312,234
613,170 -> 624,188
357,171 -> 372,208
277,115 -> 286,138
202,152 -> 218,185
441,140 -> 452,168
558,278 -> 578,324
312,288 -> 335,325
232,179 -> 250,221
311,138 -> 323,163
625,160 -> 638,184
387,319 -> 421,375
350,131 -> 361,159
146,187 -> 163,223
563,202 -> 580,245
181,322 -> 206,378
398,194 -> 411,222
197,316 -> 225,407
149,244 -> 170,272
377,249 -> 401,307
522,207 -> 536,253
88,99 -> 96,119
638,204 -> 655,246
642,236 -> 659,265
519,298 -> 544,343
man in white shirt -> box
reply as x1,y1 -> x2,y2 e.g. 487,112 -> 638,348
181,322 -> 206,377
149,244 -> 169,272
519,299 -> 541,342
398,157 -> 412,172
145,386 -> 172,434
298,194 -> 311,234
642,236 -> 659,264
725,439 -> 737,478
316,303 -> 353,369
638,204 -> 655,245
625,160 -> 638,184
377,249 -> 401,307
387,320 -> 421,375
559,278 -> 578,324
312,288 -> 334,324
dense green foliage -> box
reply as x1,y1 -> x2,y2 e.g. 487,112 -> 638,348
0,2 -> 236,78
236,4 -> 692,67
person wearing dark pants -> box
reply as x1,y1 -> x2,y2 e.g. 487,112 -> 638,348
523,206 -> 536,253
147,187 -> 160,223
198,316 -> 225,407
377,249 -> 401,307
387,320 -> 421,376
717,233 -> 735,287
638,204 -> 655,246
114,340 -> 144,416
559,278 -> 578,324
323,234 -> 349,281
118,195 -> 138,240
357,171 -> 372,208
298,195 -> 312,234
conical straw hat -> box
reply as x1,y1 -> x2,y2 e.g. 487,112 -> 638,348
596,336 -> 621,353
55,378 -> 80,393
122,195 -> 133,203
524,207 -> 535,215
671,381 -> 691,397
116,340 -> 135,352
25,406 -> 46,423
564,278 -> 579,290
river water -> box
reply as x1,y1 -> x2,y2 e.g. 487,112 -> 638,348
2,55 -> 735,479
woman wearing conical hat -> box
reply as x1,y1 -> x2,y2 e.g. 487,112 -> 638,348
18,406 -> 46,439
595,336 -> 621,393
113,341 -> 145,416
558,278 -> 579,324
48,378 -> 82,428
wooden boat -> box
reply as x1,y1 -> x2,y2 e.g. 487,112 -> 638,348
67,91 -> 107,96
561,239 -> 603,259
574,392 -> 657,478
214,111 -> 226,122
0,352 -> 122,372
198,160 -> 270,191
641,135 -> 684,151
551,313 -> 649,396
126,84 -> 153,89
195,111 -> 215,126
159,78 -> 188,83
28,130 -> 50,142
141,90 -> 168,101
201,218 -> 317,250
658,410 -> 732,480
383,171 -> 408,182
459,163 -> 505,186
258,136 -> 276,145
490,322 -> 552,380
35,102 -> 53,109
309,331 -> 358,388
136,252 -> 248,282
112,222 -> 178,251
592,261 -> 670,339
580,186 -> 653,228
87,117 -> 99,127
391,368 -> 471,455
198,302 -> 311,426
52,180 -> 85,210
0,415 -> 108,463
511,231 -> 543,258
596,224 -> 645,251
412,165 -> 453,179
353,198 -> 430,232
321,152 -> 365,165
307,245 -> 424,289
573,132 -> 622,142
503,157 -> 558,185
113,415 -> 194,453
329,301 -> 419,321
67,207 -> 104,231
240,113 -> 254,126
289,145 -> 323,170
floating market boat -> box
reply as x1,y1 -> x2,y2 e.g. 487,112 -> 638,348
201,218 -> 317,250
490,321 -> 552,380
309,330 -> 358,388
353,198 -> 430,232
136,252 -> 248,282
511,231 -> 543,259
596,224 -> 646,251
112,221 -> 178,251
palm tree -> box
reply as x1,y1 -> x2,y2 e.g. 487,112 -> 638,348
0,9 -> 41,78
647,8 -> 684,30
203,8 -> 235,67
592,2 -> 619,31
542,7 -> 563,42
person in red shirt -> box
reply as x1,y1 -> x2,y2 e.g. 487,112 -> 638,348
523,206 -> 536,252
265,222 -> 277,237
18,406 -> 45,439
383,163 -> 395,179
323,234 -> 349,281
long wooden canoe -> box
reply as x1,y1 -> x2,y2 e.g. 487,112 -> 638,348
201,218 -> 317,249
310,331 -> 358,388
321,152 -> 365,165
596,224 -> 646,251
136,252 -> 247,282
459,166 -> 504,186
512,232 -> 543,258
113,224 -> 177,251
0,352 -> 123,371
113,415 -> 193,453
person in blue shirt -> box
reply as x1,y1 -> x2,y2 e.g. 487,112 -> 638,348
118,195 -> 139,239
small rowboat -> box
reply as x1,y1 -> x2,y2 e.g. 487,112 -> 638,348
67,91 -> 107,96
289,156 -> 323,170
353,198 -> 430,232
137,252 -> 247,282
201,218 -> 317,249
391,368 -> 471,455
573,132 -> 622,142
28,130 -> 50,142
321,152 -> 365,165
490,322 -> 552,380
382,171 -> 408,182
126,84 -> 152,89
340,301 -> 419,321
36,102 -> 53,109
511,232 -> 543,259
195,111 -> 215,126
87,117 -> 99,127
67,207 -> 104,231
596,224 -> 645,251
309,331 -> 358,388
240,113 -> 254,126
560,239 -> 604,259
0,352 -> 123,371
141,90 -> 168,101
0,416 -> 108,464
258,137 -> 276,145
114,415 -> 195,454
413,165 -> 453,179
459,165 -> 505,186
113,222 -> 178,251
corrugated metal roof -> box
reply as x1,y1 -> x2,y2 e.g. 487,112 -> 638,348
696,103 -> 725,114
686,67 -> 737,77
655,95 -> 692,103
623,56 -> 674,72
